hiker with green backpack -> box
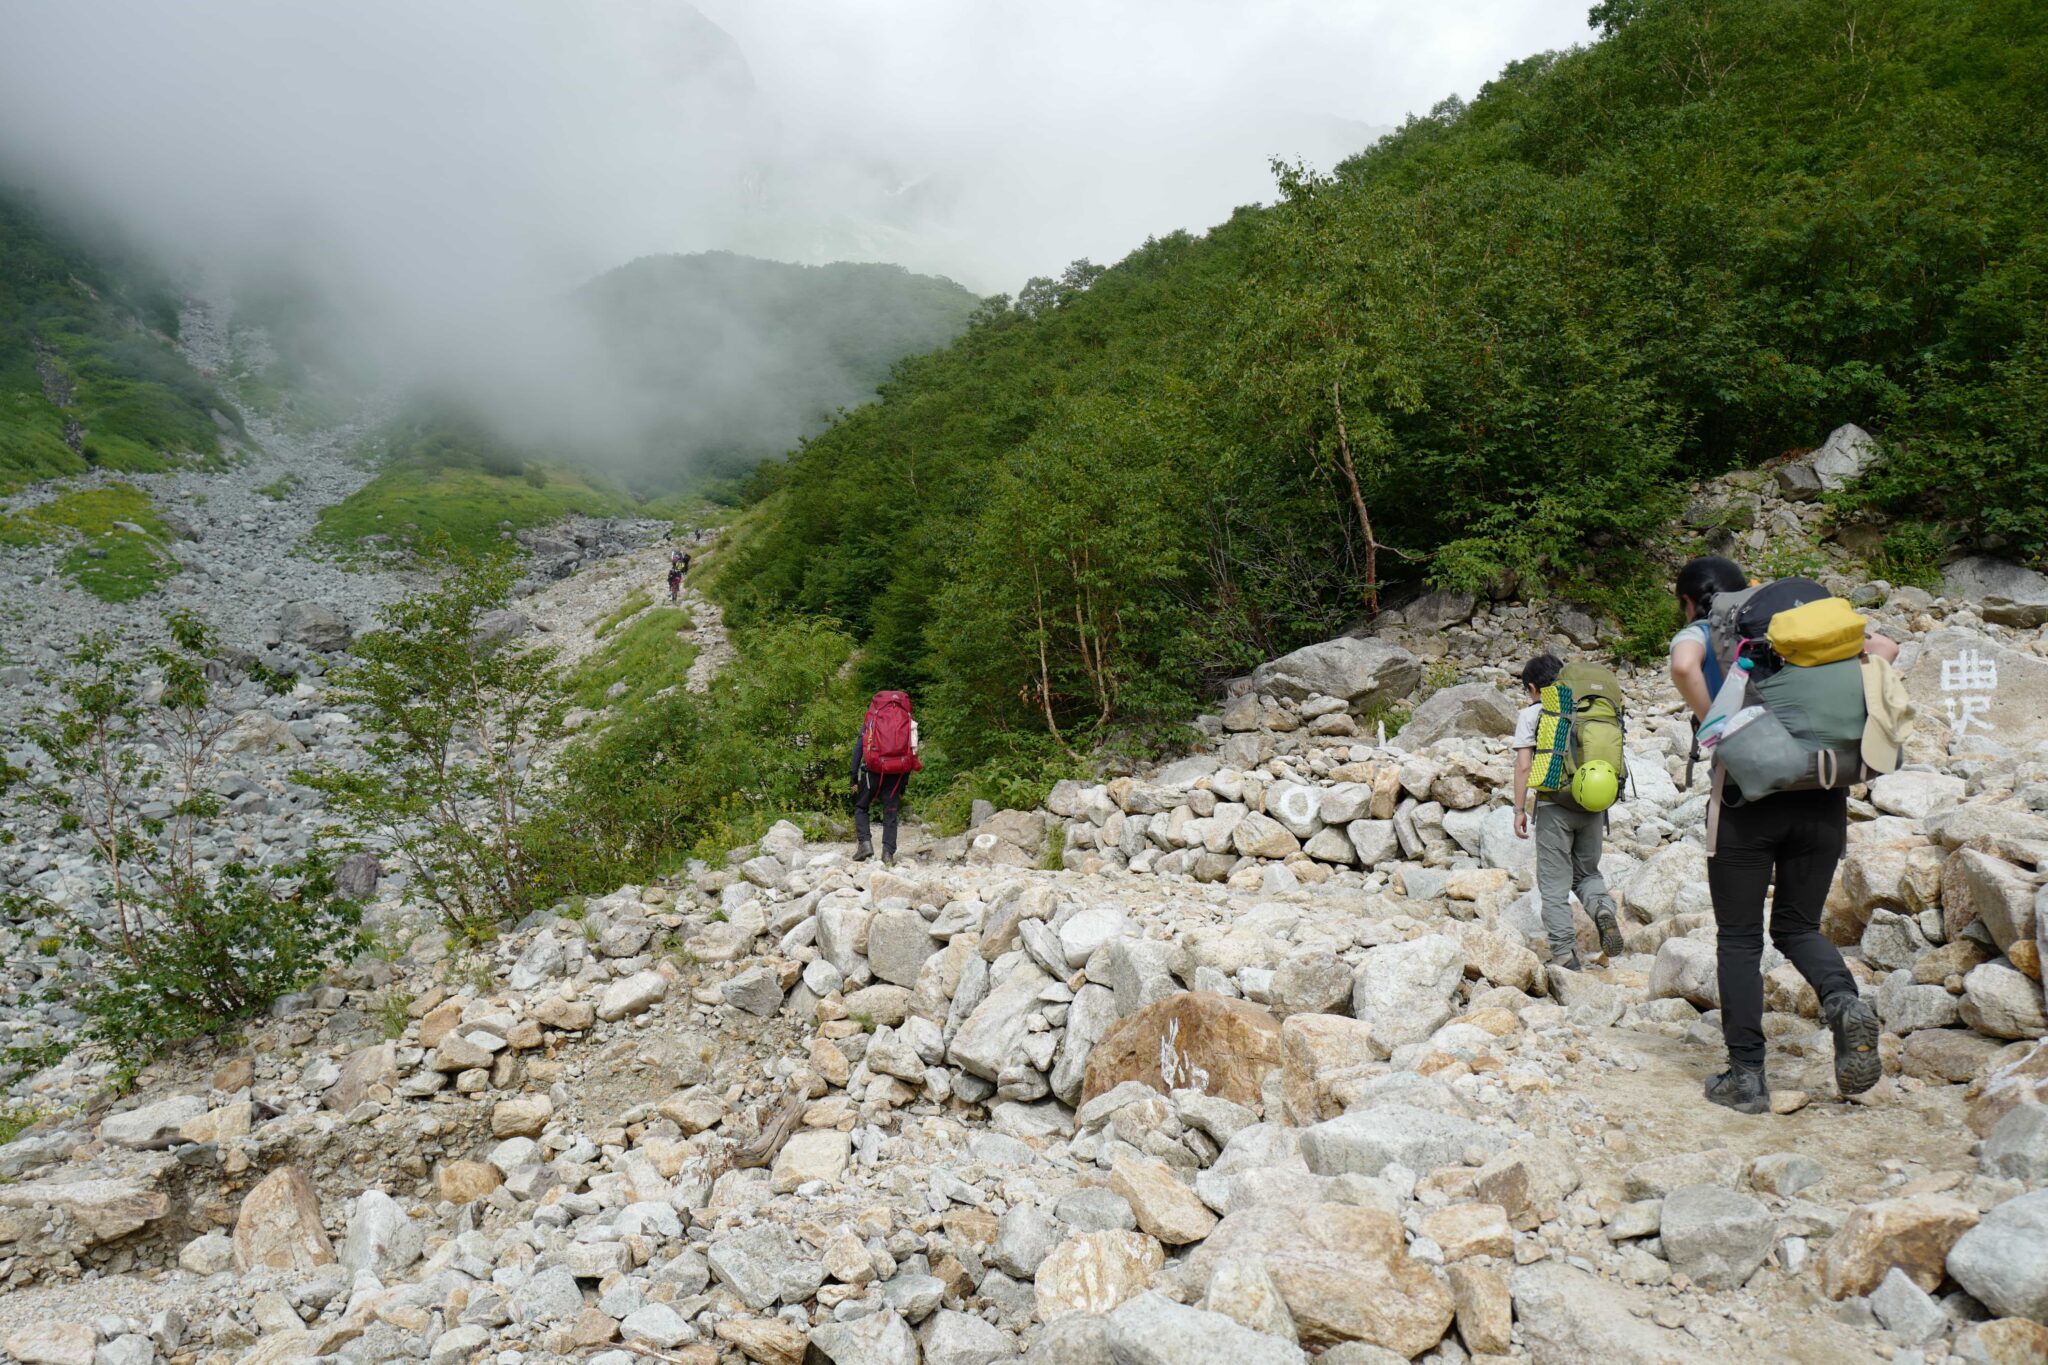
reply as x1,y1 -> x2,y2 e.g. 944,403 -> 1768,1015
1670,555 -> 1915,1114
1512,653 -> 1628,972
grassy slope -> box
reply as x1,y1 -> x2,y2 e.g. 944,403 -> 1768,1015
0,482 -> 178,601
0,189 -> 241,491
314,464 -> 632,557
568,606 -> 698,714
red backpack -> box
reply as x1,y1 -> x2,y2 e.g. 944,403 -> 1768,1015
861,691 -> 921,775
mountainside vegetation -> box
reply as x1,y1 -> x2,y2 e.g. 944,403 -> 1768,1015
0,188 -> 240,491
717,0 -> 2048,773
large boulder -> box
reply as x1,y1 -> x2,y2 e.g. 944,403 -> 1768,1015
232,1166 -> 335,1273
1351,935 -> 1464,1054
1104,1291 -> 1308,1365
1810,423 -> 1880,489
276,601 -> 353,651
1946,1189 -> 2048,1324
1648,938 -> 1720,1010
1035,1230 -> 1166,1320
1400,590 -> 1478,633
1659,1184 -> 1776,1291
1189,1202 -> 1452,1356
1908,629 -> 2048,752
1299,1104 -> 1506,1179
1944,557 -> 2048,628
1392,683 -> 1519,751
1510,1262 -> 1712,1364
1817,1195 -> 1979,1299
1082,992 -> 1282,1110
950,961 -> 1056,1080
1250,638 -> 1421,709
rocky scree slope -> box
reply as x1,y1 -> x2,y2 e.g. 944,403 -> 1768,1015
2,456 -> 2046,1364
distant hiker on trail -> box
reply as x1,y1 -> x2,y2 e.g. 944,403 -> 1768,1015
666,562 -> 683,605
851,690 -> 920,865
1671,554 -> 1912,1114
1512,653 -> 1626,972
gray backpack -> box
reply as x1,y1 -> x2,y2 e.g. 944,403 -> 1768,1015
1705,578 -> 1874,803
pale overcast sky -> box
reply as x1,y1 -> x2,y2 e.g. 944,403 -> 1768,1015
0,0 -> 1595,301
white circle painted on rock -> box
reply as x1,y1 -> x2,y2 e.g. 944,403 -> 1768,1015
1276,785 -> 1319,828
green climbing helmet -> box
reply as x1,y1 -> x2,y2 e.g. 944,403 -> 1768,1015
1570,758 -> 1621,813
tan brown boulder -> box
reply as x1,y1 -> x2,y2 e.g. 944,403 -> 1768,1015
1109,1155 -> 1219,1246
1472,1140 -> 1582,1232
1191,1203 -> 1453,1355
1915,937 -> 1999,985
323,1042 -> 396,1112
1279,1013 -> 1380,1125
1034,1230 -> 1166,1319
1420,1203 -> 1514,1262
1260,1204 -> 1454,1356
1816,1195 -> 1979,1298
417,998 -> 465,1048
3,1323 -> 95,1365
1082,992 -> 1281,1110
714,1316 -> 809,1365
1447,1263 -> 1512,1355
1967,1040 -> 2048,1136
491,1093 -> 553,1138
0,1174 -> 169,1251
1946,848 -> 2042,948
232,1166 -> 335,1273
531,994 -> 596,1031
1954,1319 -> 2048,1365
433,1159 -> 503,1205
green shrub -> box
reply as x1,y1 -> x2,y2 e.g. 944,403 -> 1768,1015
313,463 -> 629,557
1871,521 -> 1952,590
530,616 -> 861,893
2,614 -> 361,1084
306,555 -> 566,940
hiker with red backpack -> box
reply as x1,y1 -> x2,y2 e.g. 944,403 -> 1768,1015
852,690 -> 920,864
1671,555 -> 1913,1114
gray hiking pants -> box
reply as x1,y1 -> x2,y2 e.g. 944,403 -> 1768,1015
1535,800 -> 1615,960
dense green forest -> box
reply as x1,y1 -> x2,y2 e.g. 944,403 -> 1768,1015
717,0 -> 2048,770
0,189 -> 240,490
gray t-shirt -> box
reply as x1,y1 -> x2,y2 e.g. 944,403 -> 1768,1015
1512,701 -> 1541,751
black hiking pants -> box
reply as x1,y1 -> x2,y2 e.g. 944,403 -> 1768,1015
854,769 -> 909,856
1709,787 -> 1856,1070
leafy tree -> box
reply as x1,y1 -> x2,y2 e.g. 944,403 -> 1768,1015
307,556 -> 565,939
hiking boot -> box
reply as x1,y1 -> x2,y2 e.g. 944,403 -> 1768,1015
1594,909 -> 1625,959
1823,991 -> 1882,1096
1554,952 -> 1582,973
1705,1064 -> 1771,1115
882,851 -> 897,867
853,841 -> 873,862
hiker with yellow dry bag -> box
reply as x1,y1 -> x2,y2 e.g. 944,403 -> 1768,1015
1671,557 -> 1915,1114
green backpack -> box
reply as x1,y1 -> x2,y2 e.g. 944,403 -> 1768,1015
1531,661 -> 1628,812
